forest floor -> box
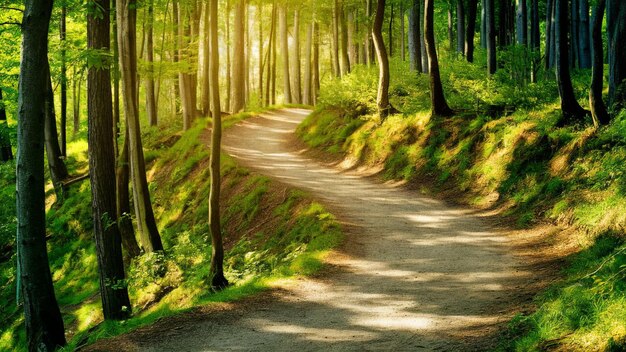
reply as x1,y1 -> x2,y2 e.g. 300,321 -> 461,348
85,109 -> 568,351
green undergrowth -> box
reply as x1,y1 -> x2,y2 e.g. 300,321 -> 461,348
298,55 -> 626,351
0,108 -> 342,351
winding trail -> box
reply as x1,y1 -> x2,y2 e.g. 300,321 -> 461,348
110,109 -> 534,351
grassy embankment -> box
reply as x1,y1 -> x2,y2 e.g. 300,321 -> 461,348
297,54 -> 626,351
0,108 -> 342,350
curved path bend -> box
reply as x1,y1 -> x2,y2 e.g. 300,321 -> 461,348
130,109 -> 531,351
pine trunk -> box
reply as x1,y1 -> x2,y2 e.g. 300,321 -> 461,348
45,65 -> 70,199
457,0 -> 465,55
589,0 -> 610,126
303,21 -> 313,106
408,0 -> 423,72
465,0 -> 478,62
607,0 -> 626,110
60,6 -> 67,157
373,0 -> 393,118
292,9 -> 302,103
486,0 -> 496,74
425,0 -> 453,116
279,6 -> 292,104
231,0 -> 246,113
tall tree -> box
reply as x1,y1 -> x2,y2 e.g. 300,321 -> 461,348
578,0 -> 591,69
208,0 -> 229,290
45,65 -> 70,198
408,0 -> 423,71
516,0 -> 527,45
332,0 -> 341,76
292,9 -> 302,103
117,0 -> 164,253
231,0 -> 246,113
555,0 -> 588,120
365,0 -> 375,65
339,0 -> 350,75
589,0 -> 609,126
0,89 -> 12,162
312,21 -> 320,104
457,0 -> 465,55
303,20 -> 313,106
425,0 -> 453,116
16,0 -> 67,348
87,0 -> 133,319
60,4 -> 67,156
529,0 -> 540,82
372,0 -> 395,118
465,0 -> 478,62
545,0 -> 556,69
145,0 -> 157,126
486,0 -> 496,74
607,0 -> 626,110
279,5 -> 292,103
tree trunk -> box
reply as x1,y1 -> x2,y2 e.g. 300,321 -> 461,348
465,0 -> 478,62
117,0 -> 164,253
447,3 -> 454,52
555,0 -> 588,121
201,2 -> 211,114
208,0 -> 229,290
420,1 -> 429,73
547,0 -> 556,69
146,0 -> 157,126
116,128 -> 141,259
366,0 -> 375,65
178,6 -> 194,128
570,0 -> 579,67
457,0 -> 465,55
373,0 -> 394,118
390,4 -> 395,57
292,9 -> 302,103
339,0 -> 351,75
87,0 -> 133,319
589,0 -> 610,126
480,0 -> 487,48
313,21 -> 320,105
332,0 -> 341,76
264,2 -> 276,107
425,0 -> 453,116
303,21 -> 313,106
45,64 -> 70,198
279,5 -> 292,104
401,3 -> 406,61
408,0 -> 423,72
0,89 -> 13,162
72,67 -> 81,134
231,0 -> 246,113
258,3 -> 264,104
530,0 -> 540,82
578,0 -> 591,69
60,5 -> 67,157
607,0 -> 626,110
486,0 -> 496,74
16,0 -> 67,348
225,0 -> 232,112
516,0 -> 527,45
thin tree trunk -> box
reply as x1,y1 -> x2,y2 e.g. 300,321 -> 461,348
366,0 -> 375,65
0,89 -> 13,162
457,0 -> 465,55
486,0 -> 496,74
303,21 -> 313,106
87,0 -> 132,319
279,5 -> 292,104
339,0 -> 351,75
530,0 -> 540,82
258,3 -> 264,104
16,0 -> 67,348
45,64 -> 70,199
555,0 -> 588,121
408,0 -> 423,72
373,0 -> 395,118
516,0 -> 527,45
201,2 -> 210,114
425,0 -> 453,116
401,2 -> 406,61
117,0 -> 164,253
292,9 -> 302,103
313,21 -> 320,105
332,0 -> 341,77
60,5 -> 67,157
271,4 -> 277,105
465,0 -> 478,62
420,1 -> 429,73
578,0 -> 591,68
116,128 -> 141,259
607,0 -> 626,110
589,0 -> 609,126
390,3 -> 395,57
72,67 -> 81,134
208,0 -> 229,290
146,0 -> 157,126
447,3 -> 454,52
481,0 -> 487,48
231,0 -> 246,113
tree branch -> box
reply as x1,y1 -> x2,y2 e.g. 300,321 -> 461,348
0,6 -> 23,12
0,21 -> 21,26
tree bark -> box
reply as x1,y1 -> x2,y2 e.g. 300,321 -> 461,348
0,89 -> 13,162
145,0 -> 157,126
420,1 -> 429,73
231,0 -> 246,113
447,3 -> 454,52
555,0 -> 588,121
457,0 -> 465,55
390,4 -> 395,57
178,5 -> 194,127
589,0 -> 610,126
408,0 -> 423,71
60,5 -> 67,157
607,0 -> 626,110
117,0 -> 164,252
339,0 -> 351,75
88,0 -> 133,319
292,9 -> 302,103
465,0 -> 478,62
208,0 -> 229,290
279,5 -> 292,104
530,0 -> 540,82
116,127 -> 141,259
516,0 -> 527,45
332,0 -> 341,76
578,0 -> 591,69
17,0 -> 67,348
313,21 -> 320,105
400,3 -> 406,61
425,0 -> 453,116
303,21 -> 313,106
373,0 -> 394,118
486,0 -> 496,74
366,0 -> 375,65
480,0 -> 486,48
45,64 -> 70,198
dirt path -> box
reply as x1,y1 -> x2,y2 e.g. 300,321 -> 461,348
93,109 -> 538,351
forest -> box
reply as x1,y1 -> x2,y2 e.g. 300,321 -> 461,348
0,0 -> 625,350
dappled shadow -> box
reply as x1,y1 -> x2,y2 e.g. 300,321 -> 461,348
101,109 -> 534,351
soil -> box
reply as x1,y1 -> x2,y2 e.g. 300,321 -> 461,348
85,109 -> 575,352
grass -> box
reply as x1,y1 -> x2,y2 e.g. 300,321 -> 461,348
297,49 -> 626,351
0,107 -> 343,351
